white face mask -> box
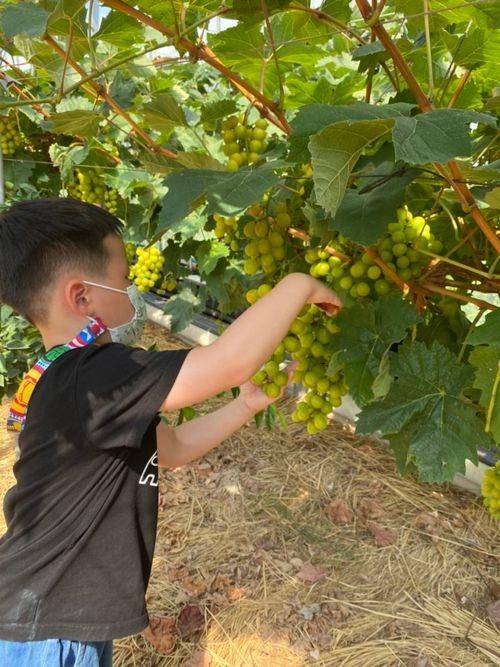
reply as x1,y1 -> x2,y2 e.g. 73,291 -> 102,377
83,281 -> 147,346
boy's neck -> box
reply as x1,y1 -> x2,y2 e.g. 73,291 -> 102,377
40,320 -> 112,351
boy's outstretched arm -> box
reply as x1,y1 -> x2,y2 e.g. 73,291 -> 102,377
157,365 -> 295,468
161,273 -> 341,412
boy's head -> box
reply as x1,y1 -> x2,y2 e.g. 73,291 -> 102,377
0,198 -> 134,346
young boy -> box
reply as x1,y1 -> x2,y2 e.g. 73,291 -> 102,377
0,198 -> 341,666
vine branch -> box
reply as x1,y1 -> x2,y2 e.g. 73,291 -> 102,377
354,0 -> 500,256
44,35 -> 178,159
100,0 -> 291,134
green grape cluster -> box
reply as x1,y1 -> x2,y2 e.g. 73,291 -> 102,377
374,207 -> 440,283
157,276 -> 177,296
213,214 -> 240,251
307,247 -> 391,299
125,242 -> 137,264
288,306 -> 348,435
0,114 -> 23,155
246,281 -> 272,305
251,343 -> 290,399
250,304 -> 348,434
242,202 -> 288,276
222,115 -> 269,172
306,208 -> 443,300
481,461 -> 500,520
128,246 -> 165,293
68,168 -> 119,214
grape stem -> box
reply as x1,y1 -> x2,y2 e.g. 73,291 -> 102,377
422,282 -> 497,311
415,248 -> 500,282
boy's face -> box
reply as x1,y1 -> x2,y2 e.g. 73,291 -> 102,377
83,234 -> 135,329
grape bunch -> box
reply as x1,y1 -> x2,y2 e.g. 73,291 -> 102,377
481,461 -> 500,519
213,214 -> 240,251
157,276 -> 177,296
0,114 -> 23,155
307,208 -> 442,300
251,303 -> 348,434
288,306 -> 348,434
374,207 -> 440,283
308,247 -> 391,299
251,343 -> 290,399
242,202 -> 289,277
68,168 -> 119,215
221,115 -> 269,172
125,242 -> 137,264
128,246 -> 165,293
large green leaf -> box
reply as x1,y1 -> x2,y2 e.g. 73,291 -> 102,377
309,119 -> 394,218
142,93 -> 187,133
0,2 -> 49,37
44,110 -> 104,137
206,163 -> 281,216
393,109 -> 497,165
469,346 -> 500,444
356,341 -> 491,483
195,240 -> 230,275
95,10 -> 145,47
158,169 -> 221,231
330,162 -> 419,245
331,294 -> 421,406
161,287 -> 205,333
466,309 -> 500,347
291,102 -> 414,138
441,28 -> 500,70
159,163 -> 281,230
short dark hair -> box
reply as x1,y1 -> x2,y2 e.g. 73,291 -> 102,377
0,198 -> 123,324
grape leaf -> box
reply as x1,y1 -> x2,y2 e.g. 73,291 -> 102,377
309,119 -> 394,219
291,102 -> 414,138
0,2 -> 49,37
205,163 -> 281,216
141,93 -> 187,133
195,240 -> 230,275
466,309 -> 500,347
44,110 -> 104,137
158,170 -> 222,230
469,346 -> 500,444
332,294 -> 421,406
393,109 -> 497,165
161,287 -> 204,333
330,162 -> 419,244
200,99 -> 237,126
356,341 -> 491,483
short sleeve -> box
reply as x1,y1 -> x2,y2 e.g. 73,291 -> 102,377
76,343 -> 190,449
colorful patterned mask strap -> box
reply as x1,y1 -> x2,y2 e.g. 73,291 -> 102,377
6,317 -> 107,433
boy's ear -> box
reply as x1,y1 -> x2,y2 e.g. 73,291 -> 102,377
66,280 -> 94,317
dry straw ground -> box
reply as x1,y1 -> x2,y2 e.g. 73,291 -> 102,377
1,322 -> 498,666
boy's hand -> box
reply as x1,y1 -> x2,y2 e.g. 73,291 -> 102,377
238,362 -> 297,415
306,277 -> 343,316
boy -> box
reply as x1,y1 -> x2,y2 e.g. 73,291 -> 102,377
0,198 -> 341,666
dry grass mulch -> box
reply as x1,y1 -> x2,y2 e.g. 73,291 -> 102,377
1,322 -> 498,666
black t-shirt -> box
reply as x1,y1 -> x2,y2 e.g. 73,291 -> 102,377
0,342 -> 189,642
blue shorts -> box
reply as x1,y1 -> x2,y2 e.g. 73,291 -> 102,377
0,638 -> 113,666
